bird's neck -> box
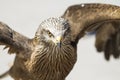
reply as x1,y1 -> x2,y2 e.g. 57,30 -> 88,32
27,43 -> 77,80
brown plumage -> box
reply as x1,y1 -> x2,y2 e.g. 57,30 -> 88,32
0,18 -> 77,80
0,3 -> 120,80
62,3 -> 120,60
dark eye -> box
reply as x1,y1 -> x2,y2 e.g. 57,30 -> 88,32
46,30 -> 54,37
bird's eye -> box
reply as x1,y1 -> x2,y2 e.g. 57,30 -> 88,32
46,30 -> 54,37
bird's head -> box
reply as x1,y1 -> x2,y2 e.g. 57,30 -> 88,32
35,17 -> 71,47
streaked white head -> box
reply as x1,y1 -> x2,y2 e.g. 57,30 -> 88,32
35,17 -> 70,46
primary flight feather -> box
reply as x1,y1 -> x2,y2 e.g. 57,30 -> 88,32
0,3 -> 120,80
62,3 -> 120,60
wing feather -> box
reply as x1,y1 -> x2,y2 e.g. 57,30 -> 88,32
62,3 -> 120,41
62,3 -> 120,60
0,22 -> 32,58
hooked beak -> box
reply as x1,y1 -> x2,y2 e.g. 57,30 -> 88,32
54,36 -> 62,47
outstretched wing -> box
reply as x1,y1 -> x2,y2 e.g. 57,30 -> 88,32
0,22 -> 32,58
62,3 -> 120,60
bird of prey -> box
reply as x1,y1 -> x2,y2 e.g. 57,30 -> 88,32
0,3 -> 120,80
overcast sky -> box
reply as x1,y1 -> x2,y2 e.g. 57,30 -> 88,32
0,0 -> 120,80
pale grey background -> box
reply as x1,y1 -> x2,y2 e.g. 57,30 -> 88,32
0,0 -> 120,80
